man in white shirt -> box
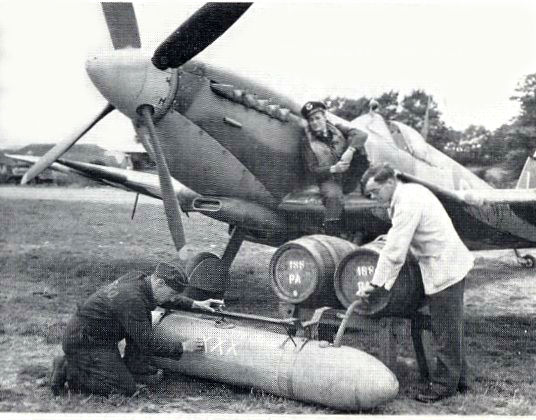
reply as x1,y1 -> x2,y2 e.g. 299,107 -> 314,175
360,164 -> 474,402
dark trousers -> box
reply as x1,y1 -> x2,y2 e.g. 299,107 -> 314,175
64,345 -> 137,396
319,178 -> 344,222
123,338 -> 156,375
428,278 -> 468,392
62,314 -> 137,396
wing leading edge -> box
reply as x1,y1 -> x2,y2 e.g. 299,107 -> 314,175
398,171 -> 536,207
6,154 -> 199,208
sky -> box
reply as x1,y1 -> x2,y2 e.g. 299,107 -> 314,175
1,0 -> 536,150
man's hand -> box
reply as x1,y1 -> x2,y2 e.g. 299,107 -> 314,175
356,282 -> 377,298
340,147 -> 355,165
182,337 -> 205,353
192,298 -> 224,313
330,161 -> 350,173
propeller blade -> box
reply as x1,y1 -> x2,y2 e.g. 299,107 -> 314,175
152,2 -> 252,70
21,103 -> 115,185
139,106 -> 186,250
101,2 -> 141,49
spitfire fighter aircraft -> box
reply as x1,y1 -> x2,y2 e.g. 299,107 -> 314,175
11,2 -> 536,302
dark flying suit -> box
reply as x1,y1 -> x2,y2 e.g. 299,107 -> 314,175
62,271 -> 193,396
302,121 -> 368,223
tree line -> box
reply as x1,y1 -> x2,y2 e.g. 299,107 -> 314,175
324,72 -> 536,181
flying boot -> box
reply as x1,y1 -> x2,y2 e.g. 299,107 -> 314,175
131,369 -> 164,385
124,348 -> 164,385
50,355 -> 68,396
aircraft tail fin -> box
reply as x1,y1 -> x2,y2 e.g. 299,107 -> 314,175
516,150 -> 536,189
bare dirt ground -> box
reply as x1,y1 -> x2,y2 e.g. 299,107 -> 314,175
1,186 -> 536,415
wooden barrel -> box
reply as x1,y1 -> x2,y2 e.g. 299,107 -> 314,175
270,235 -> 359,307
333,237 -> 425,318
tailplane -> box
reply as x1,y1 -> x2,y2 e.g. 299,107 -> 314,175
516,150 -> 536,189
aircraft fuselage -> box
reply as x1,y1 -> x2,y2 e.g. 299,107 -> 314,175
87,53 -> 536,251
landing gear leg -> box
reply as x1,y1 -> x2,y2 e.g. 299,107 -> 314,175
221,226 -> 246,272
514,249 -> 536,268
184,226 -> 246,300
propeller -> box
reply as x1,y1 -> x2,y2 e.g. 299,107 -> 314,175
136,2 -> 250,250
21,3 -> 143,184
101,2 -> 141,49
25,3 -> 252,251
21,103 -> 114,185
152,2 -> 252,70
139,105 -> 185,250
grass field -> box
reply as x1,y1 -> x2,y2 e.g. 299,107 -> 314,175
1,186 -> 536,415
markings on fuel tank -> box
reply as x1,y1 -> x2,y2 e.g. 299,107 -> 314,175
202,336 -> 238,356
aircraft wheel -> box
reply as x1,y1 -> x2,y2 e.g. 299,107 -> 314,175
520,254 -> 536,269
184,252 -> 227,300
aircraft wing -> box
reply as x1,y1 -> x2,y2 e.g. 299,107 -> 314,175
279,184 -> 377,212
452,188 -> 536,206
279,172 -> 536,218
5,154 -> 199,210
397,172 -> 536,207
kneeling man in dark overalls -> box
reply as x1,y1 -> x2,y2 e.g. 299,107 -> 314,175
50,262 -> 221,396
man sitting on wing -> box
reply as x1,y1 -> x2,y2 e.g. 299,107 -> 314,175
301,101 -> 368,235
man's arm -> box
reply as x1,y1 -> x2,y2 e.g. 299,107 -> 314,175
118,297 -> 185,358
334,122 -> 368,151
329,122 -> 368,173
160,296 -> 222,312
159,295 -> 195,311
370,193 -> 422,290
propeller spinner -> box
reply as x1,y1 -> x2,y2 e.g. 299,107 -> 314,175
22,2 -> 252,251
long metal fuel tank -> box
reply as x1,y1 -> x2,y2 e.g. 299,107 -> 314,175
151,310 -> 399,411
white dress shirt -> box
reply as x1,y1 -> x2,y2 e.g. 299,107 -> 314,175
371,182 -> 474,295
